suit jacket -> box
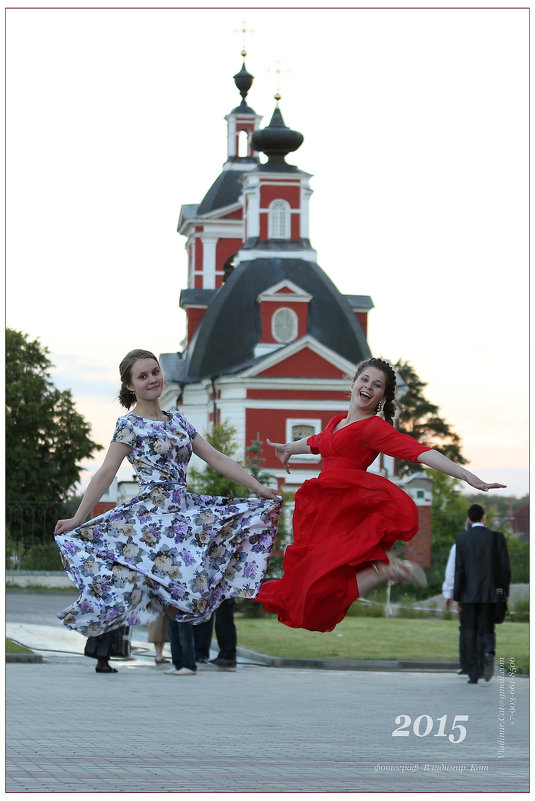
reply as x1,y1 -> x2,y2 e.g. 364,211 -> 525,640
453,525 -> 511,604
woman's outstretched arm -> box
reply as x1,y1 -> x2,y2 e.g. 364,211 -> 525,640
417,449 -> 506,492
192,435 -> 281,500
54,442 -> 132,534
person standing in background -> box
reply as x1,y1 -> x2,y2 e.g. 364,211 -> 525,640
453,504 -> 511,684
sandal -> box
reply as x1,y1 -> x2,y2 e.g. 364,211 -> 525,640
374,554 -> 428,588
155,658 -> 170,665
95,664 -> 118,673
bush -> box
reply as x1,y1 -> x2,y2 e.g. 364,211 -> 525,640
16,543 -> 63,571
236,598 -> 269,618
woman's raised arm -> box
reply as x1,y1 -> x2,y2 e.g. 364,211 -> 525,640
417,449 -> 506,492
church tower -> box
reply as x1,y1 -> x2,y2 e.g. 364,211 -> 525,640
161,57 -> 375,495
177,56 -> 261,298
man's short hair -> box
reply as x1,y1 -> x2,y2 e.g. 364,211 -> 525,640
468,504 -> 485,523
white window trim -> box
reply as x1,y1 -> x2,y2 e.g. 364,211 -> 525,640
268,199 -> 291,240
286,418 -> 322,462
272,306 -> 298,344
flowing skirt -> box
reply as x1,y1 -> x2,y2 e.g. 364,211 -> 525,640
55,482 -> 280,637
255,468 -> 419,632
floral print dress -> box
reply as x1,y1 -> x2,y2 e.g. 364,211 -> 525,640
55,411 -> 281,637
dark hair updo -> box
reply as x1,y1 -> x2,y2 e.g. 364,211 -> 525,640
353,357 -> 397,426
118,348 -> 159,409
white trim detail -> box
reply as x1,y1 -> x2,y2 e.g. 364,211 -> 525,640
236,248 -> 318,263
268,199 -> 291,240
272,307 -> 298,343
285,417 -> 322,463
257,279 -> 312,303
240,334 -> 358,378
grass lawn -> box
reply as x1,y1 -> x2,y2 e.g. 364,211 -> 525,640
235,615 -> 529,673
6,638 -> 33,655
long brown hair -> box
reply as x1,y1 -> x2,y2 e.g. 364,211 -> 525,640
118,349 -> 159,409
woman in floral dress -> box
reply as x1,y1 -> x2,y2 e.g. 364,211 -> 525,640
54,349 -> 281,638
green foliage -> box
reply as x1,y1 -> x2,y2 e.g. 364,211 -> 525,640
461,492 -> 529,532
187,420 -> 246,497
394,359 -> 466,477
14,542 -> 64,571
6,638 -> 33,655
6,329 -> 103,503
504,534 -> 530,584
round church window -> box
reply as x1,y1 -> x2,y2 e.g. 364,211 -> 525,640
272,307 -> 298,343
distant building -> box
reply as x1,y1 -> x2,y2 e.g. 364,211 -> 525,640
512,504 -> 529,540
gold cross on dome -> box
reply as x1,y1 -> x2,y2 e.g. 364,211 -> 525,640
266,58 -> 292,102
234,19 -> 255,57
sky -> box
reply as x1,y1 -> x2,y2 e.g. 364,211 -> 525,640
5,4 -> 530,496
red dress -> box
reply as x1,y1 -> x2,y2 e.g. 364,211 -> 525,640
255,414 -> 432,632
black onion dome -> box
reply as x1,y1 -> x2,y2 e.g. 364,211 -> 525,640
233,61 -> 254,100
251,106 -> 304,165
231,60 -> 256,114
182,258 -> 371,380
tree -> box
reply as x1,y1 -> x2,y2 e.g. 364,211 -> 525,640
6,329 -> 103,503
394,359 -> 467,477
186,420 -> 247,497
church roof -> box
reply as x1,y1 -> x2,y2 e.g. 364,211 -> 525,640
168,257 -> 371,383
196,169 -> 246,216
344,294 -> 375,310
180,288 -> 217,307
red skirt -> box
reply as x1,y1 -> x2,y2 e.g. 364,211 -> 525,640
255,468 -> 419,632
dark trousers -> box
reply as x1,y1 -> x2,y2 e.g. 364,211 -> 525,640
194,599 -> 237,661
458,609 -> 469,673
167,618 -> 196,672
84,632 -> 113,660
194,617 -> 214,660
460,603 -> 496,682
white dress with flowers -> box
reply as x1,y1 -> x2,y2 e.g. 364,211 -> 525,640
55,411 -> 281,637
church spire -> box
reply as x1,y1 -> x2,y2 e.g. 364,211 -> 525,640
225,52 -> 262,162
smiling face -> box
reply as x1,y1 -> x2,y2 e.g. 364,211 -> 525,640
350,366 -> 386,414
127,358 -> 164,402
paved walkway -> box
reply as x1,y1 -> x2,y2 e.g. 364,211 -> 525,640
6,623 -> 529,793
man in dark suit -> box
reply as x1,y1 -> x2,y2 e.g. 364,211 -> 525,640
453,504 -> 511,684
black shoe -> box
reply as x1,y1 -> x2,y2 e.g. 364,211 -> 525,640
209,657 -> 237,668
483,654 -> 494,682
457,669 -> 467,675
467,678 -> 478,684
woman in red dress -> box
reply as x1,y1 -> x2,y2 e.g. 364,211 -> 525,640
256,358 -> 506,632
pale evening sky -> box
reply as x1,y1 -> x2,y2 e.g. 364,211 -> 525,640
5,5 -> 529,496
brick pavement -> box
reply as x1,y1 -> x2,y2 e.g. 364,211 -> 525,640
6,655 -> 528,793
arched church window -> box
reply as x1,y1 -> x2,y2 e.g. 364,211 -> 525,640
238,129 -> 249,157
268,199 -> 291,240
272,307 -> 298,343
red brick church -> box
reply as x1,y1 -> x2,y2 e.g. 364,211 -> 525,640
159,56 -> 431,565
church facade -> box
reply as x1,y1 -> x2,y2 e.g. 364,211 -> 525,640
159,57 -> 431,565
160,58 -> 375,492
